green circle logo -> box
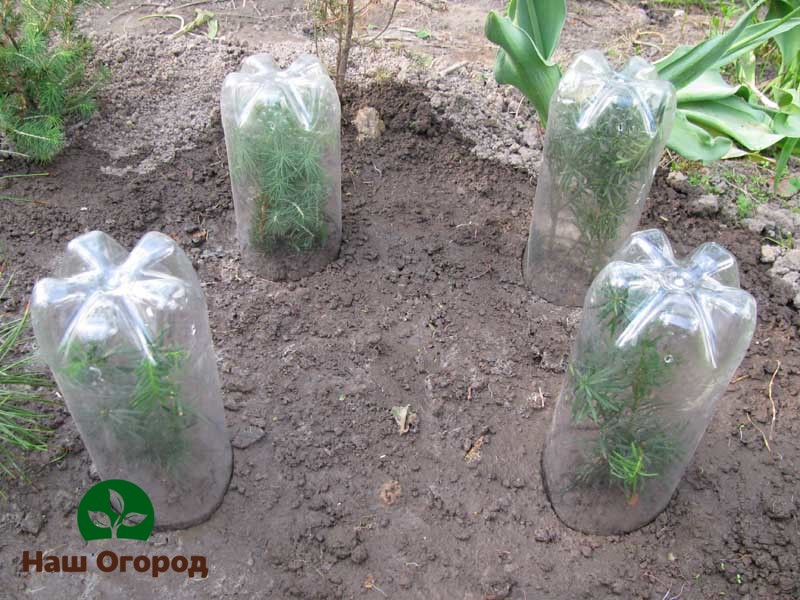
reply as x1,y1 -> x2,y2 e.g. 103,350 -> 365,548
77,479 -> 154,541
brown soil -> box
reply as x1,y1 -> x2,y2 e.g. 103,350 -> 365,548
1,82 -> 798,599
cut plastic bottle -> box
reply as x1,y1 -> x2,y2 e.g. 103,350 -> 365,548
221,53 -> 342,280
523,51 -> 677,306
31,231 -> 232,529
542,229 -> 756,534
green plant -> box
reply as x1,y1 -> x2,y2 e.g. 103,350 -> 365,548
567,283 -> 683,504
0,280 -> 53,479
655,0 -> 713,9
60,334 -> 195,476
485,0 -> 800,167
546,100 -> 659,275
736,193 -> 755,218
230,102 -> 332,254
0,0 -> 107,162
765,230 -> 795,247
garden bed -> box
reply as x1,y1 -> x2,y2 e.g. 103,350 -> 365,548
1,25 -> 799,600
0,79 -> 797,599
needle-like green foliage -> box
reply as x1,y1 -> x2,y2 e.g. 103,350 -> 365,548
547,102 -> 657,276
0,280 -> 53,479
61,334 -> 194,476
568,283 -> 682,504
230,102 -> 331,254
0,0 -> 107,162
595,282 -> 645,338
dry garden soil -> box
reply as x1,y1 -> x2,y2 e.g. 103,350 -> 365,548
1,80 -> 799,600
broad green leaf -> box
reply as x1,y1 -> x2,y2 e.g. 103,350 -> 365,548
656,1 -> 763,89
508,0 -> 566,61
773,86 -> 800,112
767,0 -> 800,72
485,8 -> 563,124
679,96 -> 785,151
736,51 -> 780,109
739,50 -> 757,88
676,69 -> 742,102
667,110 -> 733,161
771,110 -> 800,135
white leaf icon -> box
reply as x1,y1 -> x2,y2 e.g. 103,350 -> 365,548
122,512 -> 147,527
88,511 -> 111,528
109,489 -> 124,515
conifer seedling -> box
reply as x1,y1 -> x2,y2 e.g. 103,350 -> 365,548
544,230 -> 757,534
0,0 -> 107,162
546,103 -> 658,277
61,334 -> 196,476
522,52 -> 675,307
566,283 -> 682,506
230,102 -> 332,254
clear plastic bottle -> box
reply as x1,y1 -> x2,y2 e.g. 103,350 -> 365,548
221,53 -> 342,280
31,231 -> 232,529
543,229 -> 756,534
523,51 -> 676,306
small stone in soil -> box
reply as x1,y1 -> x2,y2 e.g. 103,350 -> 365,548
689,194 -> 720,216
231,426 -> 266,449
19,513 -> 44,535
534,528 -> 558,543
761,245 -> 782,263
350,545 -> 368,564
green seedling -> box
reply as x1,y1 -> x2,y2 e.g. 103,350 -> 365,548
736,194 -> 755,219
546,101 -> 660,275
230,103 -> 332,254
61,333 -> 196,476
569,283 -> 683,504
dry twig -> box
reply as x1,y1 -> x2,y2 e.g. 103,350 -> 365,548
747,413 -> 771,453
767,360 -> 780,440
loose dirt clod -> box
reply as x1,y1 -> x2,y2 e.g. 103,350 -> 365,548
378,480 -> 401,506
464,436 -> 485,463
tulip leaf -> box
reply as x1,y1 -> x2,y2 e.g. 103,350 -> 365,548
679,96 -> 785,151
676,69 -> 742,102
508,0 -> 566,61
667,110 -> 733,162
656,1 -> 763,89
775,137 -> 799,192
767,0 -> 800,73
484,0 -> 565,124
